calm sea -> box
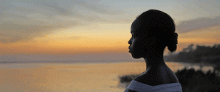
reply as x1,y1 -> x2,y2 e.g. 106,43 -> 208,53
0,61 -> 213,92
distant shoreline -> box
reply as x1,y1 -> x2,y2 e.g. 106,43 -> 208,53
0,60 -> 144,64
0,60 -> 215,66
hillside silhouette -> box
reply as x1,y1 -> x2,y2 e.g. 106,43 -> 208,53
165,44 -> 220,64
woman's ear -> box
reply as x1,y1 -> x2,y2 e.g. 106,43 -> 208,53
142,36 -> 157,48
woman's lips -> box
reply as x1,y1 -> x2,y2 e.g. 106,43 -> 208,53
129,49 -> 131,52
128,46 -> 132,52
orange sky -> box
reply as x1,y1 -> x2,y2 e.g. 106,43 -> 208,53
0,23 -> 130,55
1,24 -> 220,55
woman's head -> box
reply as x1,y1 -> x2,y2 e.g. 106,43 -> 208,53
128,9 -> 178,58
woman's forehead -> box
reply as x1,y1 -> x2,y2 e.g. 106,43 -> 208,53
131,19 -> 147,34
131,19 -> 140,28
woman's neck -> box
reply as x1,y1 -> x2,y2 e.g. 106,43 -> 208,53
143,50 -> 165,70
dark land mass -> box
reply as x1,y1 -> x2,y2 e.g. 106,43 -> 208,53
164,44 -> 220,65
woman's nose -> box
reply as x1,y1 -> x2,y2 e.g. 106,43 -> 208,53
128,38 -> 132,44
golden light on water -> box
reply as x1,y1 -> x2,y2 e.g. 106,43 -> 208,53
0,62 -> 213,92
0,62 -> 146,92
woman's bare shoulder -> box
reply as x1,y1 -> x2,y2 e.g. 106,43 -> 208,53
134,65 -> 179,86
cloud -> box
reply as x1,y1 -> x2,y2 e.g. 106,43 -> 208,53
176,16 -> 220,33
0,0 -> 127,43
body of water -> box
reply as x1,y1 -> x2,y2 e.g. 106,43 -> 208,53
0,61 -> 213,92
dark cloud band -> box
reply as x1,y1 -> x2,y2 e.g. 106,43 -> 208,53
0,0 -> 127,43
177,16 -> 220,33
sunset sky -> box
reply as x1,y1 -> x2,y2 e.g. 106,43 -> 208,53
1,0 -> 220,62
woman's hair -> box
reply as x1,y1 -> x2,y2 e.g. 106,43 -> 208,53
136,9 -> 178,52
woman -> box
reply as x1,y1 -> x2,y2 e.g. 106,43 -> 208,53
125,9 -> 182,92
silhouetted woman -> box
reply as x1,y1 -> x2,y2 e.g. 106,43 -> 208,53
125,9 -> 182,92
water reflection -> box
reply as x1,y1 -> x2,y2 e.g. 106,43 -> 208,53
0,62 -> 215,92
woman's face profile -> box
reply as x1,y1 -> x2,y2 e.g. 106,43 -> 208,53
128,19 -> 153,59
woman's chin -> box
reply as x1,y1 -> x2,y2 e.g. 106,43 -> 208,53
131,53 -> 142,59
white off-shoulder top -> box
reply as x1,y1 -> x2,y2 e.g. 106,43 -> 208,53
124,80 -> 182,92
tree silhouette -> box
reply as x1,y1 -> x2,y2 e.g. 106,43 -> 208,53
167,44 -> 220,64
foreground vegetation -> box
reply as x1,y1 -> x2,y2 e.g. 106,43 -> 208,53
119,68 -> 220,92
